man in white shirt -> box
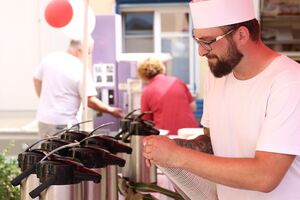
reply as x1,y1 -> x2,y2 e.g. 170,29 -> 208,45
143,0 -> 300,199
34,39 -> 122,138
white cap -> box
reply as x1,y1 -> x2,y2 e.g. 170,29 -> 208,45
189,0 -> 256,29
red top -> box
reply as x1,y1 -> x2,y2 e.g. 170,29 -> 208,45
141,74 -> 199,134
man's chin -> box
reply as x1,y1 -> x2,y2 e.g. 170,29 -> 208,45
208,61 -> 216,69
209,65 -> 232,78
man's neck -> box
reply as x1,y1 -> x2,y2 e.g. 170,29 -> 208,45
233,42 -> 280,80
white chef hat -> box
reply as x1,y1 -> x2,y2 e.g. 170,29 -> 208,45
189,0 -> 256,29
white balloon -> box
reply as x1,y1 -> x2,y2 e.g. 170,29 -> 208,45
61,0 -> 96,40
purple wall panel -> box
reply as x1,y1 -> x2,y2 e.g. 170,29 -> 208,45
92,15 -> 120,131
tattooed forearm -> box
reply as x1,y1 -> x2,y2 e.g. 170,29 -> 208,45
174,135 -> 213,154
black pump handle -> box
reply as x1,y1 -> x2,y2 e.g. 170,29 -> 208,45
29,176 -> 56,199
75,170 -> 101,183
11,165 -> 35,186
115,109 -> 141,140
115,142 -> 132,154
105,153 -> 126,167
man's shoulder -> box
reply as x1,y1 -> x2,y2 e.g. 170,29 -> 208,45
42,51 -> 81,66
269,55 -> 300,80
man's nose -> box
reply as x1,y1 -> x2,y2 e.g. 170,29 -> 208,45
198,44 -> 209,57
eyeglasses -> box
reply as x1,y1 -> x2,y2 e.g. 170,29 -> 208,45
193,29 -> 235,51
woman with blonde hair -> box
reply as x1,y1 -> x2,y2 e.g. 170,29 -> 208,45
137,58 -> 198,135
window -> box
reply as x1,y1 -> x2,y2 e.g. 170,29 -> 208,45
120,3 -> 199,93
123,12 -> 154,52
161,12 -> 190,83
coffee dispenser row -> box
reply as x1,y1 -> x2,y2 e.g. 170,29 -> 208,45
11,121 -> 131,200
11,111 -> 184,200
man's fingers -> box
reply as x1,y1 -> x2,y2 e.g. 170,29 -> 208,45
145,158 -> 152,167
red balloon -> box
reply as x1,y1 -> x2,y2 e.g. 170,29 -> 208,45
45,0 -> 73,28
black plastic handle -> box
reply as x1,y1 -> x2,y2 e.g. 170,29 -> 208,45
29,176 -> 56,199
104,153 -> 126,167
114,142 -> 132,154
75,170 -> 101,183
11,165 -> 35,186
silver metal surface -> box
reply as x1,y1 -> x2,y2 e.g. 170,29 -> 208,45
129,136 -> 157,183
83,166 -> 118,200
106,165 -> 118,200
118,142 -> 131,179
40,183 -> 82,200
21,174 -> 40,200
82,168 -> 103,200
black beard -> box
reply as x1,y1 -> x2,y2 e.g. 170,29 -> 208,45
207,41 -> 243,78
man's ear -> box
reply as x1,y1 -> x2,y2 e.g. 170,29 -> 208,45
235,26 -> 250,45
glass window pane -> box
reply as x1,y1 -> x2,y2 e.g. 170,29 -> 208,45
125,37 -> 154,53
124,12 -> 154,34
162,37 -> 190,83
161,13 -> 189,33
161,12 -> 190,84
123,12 -> 154,52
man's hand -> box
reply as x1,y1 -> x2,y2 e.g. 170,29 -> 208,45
143,135 -> 182,167
88,96 -> 124,118
107,106 -> 123,118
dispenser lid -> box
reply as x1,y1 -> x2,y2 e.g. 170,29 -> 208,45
71,147 -> 107,168
18,149 -> 47,171
40,139 -> 71,156
83,135 -> 132,154
60,129 -> 89,142
129,121 -> 160,136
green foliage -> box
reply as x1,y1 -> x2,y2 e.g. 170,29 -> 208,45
0,142 -> 20,200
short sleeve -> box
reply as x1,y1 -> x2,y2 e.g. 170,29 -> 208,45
34,62 -> 44,80
257,78 -> 300,155
200,72 -> 212,128
79,68 -> 97,98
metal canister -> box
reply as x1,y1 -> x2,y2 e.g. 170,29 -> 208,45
115,118 -> 132,180
39,184 -> 82,200
71,145 -> 127,200
11,149 -> 45,200
127,120 -> 159,183
129,135 -> 157,183
83,166 -> 118,200
29,158 -> 101,200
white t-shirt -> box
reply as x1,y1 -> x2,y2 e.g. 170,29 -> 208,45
34,51 -> 97,125
201,55 -> 300,200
